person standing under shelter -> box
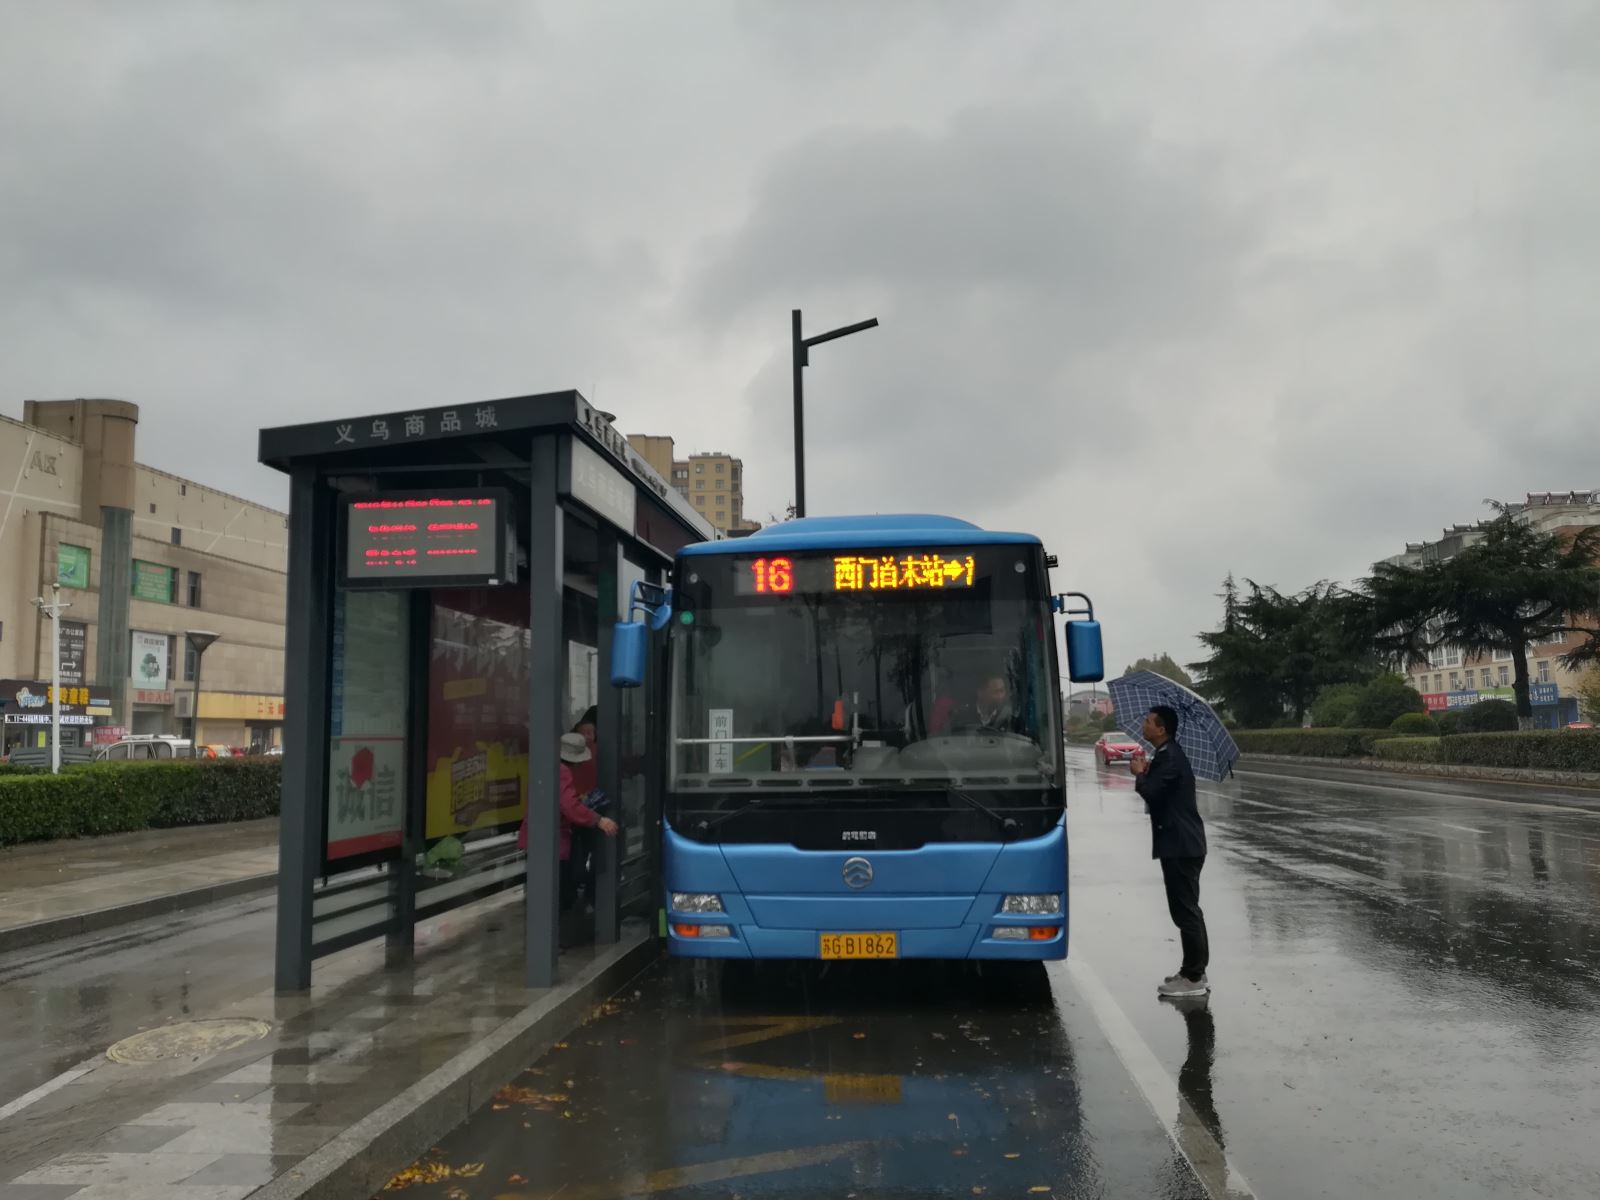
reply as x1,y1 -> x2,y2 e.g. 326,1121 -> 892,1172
518,732 -> 617,915
1129,704 -> 1209,997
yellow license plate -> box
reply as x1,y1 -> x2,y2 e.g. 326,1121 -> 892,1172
819,932 -> 898,960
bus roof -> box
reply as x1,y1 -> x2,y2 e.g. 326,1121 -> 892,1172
679,514 -> 1042,557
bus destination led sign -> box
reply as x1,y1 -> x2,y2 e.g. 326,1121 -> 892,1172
341,490 -> 510,588
735,551 -> 979,596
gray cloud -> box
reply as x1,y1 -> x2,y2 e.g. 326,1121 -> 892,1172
4,0 -> 1598,674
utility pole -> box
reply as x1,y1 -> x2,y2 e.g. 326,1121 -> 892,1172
31,584 -> 69,774
792,308 -> 879,518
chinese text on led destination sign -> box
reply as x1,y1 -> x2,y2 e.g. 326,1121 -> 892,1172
739,552 -> 979,595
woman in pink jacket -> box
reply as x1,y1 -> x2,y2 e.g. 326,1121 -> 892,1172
519,732 -> 617,912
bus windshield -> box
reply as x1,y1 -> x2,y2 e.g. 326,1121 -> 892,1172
670,545 -> 1059,791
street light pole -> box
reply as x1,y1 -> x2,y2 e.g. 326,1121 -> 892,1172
792,310 -> 805,520
31,584 -> 70,774
791,308 -> 879,519
185,631 -> 221,755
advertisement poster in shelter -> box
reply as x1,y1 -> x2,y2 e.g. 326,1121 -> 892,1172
425,586 -> 530,841
326,591 -> 408,862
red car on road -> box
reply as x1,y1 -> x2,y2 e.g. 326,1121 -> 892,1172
1094,729 -> 1143,766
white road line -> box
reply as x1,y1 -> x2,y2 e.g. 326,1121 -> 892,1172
1050,958 -> 1259,1200
0,1061 -> 97,1123
1236,768 -> 1600,818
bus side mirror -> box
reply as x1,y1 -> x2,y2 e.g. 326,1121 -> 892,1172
1066,620 -> 1104,683
611,622 -> 648,688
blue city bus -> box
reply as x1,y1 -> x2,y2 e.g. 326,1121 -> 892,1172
612,514 -> 1103,962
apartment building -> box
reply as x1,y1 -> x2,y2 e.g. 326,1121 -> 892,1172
625,434 -> 761,536
1,400 -> 288,755
1382,491 -> 1600,728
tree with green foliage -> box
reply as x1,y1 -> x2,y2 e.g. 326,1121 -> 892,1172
1364,505 -> 1600,727
1309,683 -> 1363,728
1578,672 -> 1600,725
1347,674 -> 1426,729
1121,653 -> 1195,690
1438,699 -> 1518,736
1192,576 -> 1377,726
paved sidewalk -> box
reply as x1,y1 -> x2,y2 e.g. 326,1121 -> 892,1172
0,886 -> 654,1200
0,820 -> 280,949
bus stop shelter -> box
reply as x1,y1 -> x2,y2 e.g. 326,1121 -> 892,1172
258,391 -> 711,990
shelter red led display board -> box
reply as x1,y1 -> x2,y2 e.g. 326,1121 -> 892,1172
340,489 -> 512,588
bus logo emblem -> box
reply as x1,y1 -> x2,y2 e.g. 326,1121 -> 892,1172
842,857 -> 874,889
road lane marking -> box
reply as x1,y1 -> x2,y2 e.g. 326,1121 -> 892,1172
1233,768 -> 1600,818
689,1015 -> 841,1055
711,1059 -> 906,1103
1051,959 -> 1258,1200
0,1061 -> 97,1124
524,1139 -> 878,1199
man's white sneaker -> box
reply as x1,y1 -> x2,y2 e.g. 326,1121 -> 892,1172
1158,974 -> 1209,998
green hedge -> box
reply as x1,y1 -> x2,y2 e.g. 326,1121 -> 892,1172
0,763 -> 44,777
1440,731 -> 1600,772
1231,729 -> 1395,758
1374,737 -> 1442,763
0,759 -> 281,848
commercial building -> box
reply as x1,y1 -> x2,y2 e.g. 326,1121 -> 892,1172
1381,491 -> 1600,728
625,434 -> 761,536
1,400 -> 288,755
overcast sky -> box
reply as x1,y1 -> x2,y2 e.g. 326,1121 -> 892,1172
5,1 -> 1597,673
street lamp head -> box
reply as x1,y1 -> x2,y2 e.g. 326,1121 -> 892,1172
186,630 -> 222,654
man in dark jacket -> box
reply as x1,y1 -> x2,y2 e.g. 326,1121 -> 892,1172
1130,704 -> 1209,997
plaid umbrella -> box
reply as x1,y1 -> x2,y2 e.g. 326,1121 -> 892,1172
1106,670 -> 1240,781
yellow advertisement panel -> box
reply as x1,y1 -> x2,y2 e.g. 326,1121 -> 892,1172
425,589 -> 530,840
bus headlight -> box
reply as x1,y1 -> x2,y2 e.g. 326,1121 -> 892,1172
671,893 -> 724,913
1001,894 -> 1061,915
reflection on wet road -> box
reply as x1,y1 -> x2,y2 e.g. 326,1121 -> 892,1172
385,958 -> 1205,1198
386,749 -> 1600,1199
1074,750 -> 1600,1199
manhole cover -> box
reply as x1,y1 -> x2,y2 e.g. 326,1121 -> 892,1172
107,1018 -> 272,1064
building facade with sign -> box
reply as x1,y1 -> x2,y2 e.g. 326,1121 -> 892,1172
1383,491 -> 1600,730
1,401 -> 291,754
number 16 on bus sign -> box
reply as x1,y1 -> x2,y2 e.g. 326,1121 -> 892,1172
749,558 -> 793,593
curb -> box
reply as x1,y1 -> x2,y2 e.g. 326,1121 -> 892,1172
250,932 -> 660,1200
0,872 -> 278,954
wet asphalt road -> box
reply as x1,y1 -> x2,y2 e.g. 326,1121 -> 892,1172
4,749 -> 1598,1197
382,750 -> 1600,1200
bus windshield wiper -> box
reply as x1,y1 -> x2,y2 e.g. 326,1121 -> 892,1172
692,796 -> 795,834
948,788 -> 1019,839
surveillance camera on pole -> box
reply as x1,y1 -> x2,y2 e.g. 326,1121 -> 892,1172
30,584 -> 70,774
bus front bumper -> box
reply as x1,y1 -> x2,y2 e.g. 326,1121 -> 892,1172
664,903 -> 1067,961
